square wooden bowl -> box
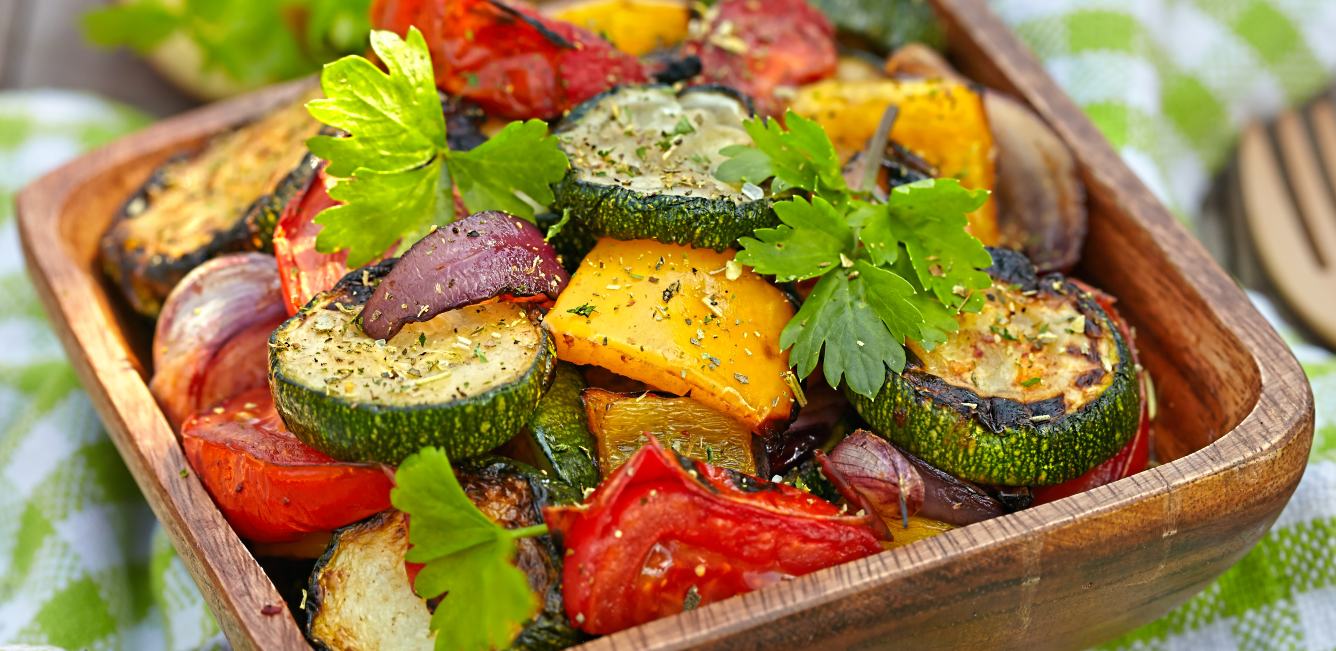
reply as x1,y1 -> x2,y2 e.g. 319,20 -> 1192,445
15,1 -> 1315,648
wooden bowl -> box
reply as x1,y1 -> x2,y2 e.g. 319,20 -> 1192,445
15,1 -> 1314,648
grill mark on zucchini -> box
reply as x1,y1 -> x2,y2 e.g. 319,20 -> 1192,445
552,85 -> 776,251
101,92 -> 322,316
269,262 -> 557,464
852,249 -> 1141,486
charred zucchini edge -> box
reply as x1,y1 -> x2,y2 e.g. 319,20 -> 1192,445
851,250 -> 1141,486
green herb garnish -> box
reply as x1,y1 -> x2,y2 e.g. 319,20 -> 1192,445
306,28 -> 569,265
393,448 -> 549,651
718,111 -> 992,399
567,303 -> 597,318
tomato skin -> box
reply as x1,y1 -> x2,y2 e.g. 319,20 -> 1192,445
544,438 -> 882,635
685,0 -> 837,115
372,0 -> 648,119
1033,282 -> 1151,504
181,389 -> 393,543
273,168 -> 351,315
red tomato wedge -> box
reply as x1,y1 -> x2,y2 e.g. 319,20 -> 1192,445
544,437 -> 882,635
181,389 -> 393,543
273,168 -> 351,315
372,0 -> 648,119
1034,282 -> 1151,504
685,0 -> 837,115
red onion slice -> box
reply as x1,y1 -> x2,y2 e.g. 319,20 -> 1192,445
151,253 -> 287,428
360,211 -> 568,340
820,430 -> 925,533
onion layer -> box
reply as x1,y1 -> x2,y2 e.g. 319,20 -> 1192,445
151,253 -> 287,427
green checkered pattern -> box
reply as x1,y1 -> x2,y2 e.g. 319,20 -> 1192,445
995,1 -> 1336,648
0,92 -> 222,649
2,1 -> 1335,647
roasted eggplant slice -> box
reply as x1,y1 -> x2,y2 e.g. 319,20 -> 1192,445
552,85 -> 775,251
306,461 -> 581,651
269,262 -> 557,465
850,248 -> 1141,486
100,91 -> 322,316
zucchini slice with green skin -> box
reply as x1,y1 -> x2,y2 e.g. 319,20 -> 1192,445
552,85 -> 775,251
520,364 -> 600,493
269,262 -> 558,465
306,511 -> 434,651
100,92 -> 322,316
306,461 -> 582,651
850,248 -> 1141,486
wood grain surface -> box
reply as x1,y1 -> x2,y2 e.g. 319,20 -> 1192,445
14,1 -> 1315,649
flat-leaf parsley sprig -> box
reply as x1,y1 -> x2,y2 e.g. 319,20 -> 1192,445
393,447 -> 550,651
306,28 -> 570,266
717,111 -> 993,399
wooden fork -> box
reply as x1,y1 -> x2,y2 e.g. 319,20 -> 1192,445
1236,96 -> 1336,348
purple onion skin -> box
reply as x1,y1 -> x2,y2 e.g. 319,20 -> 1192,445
360,211 -> 569,340
824,431 -> 926,525
902,448 -> 1008,526
151,253 -> 286,427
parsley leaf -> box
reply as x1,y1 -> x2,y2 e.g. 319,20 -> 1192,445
735,196 -> 851,282
780,272 -> 905,398
450,120 -> 568,218
306,28 -> 569,266
720,112 -> 992,399
717,111 -> 847,198
883,179 -> 993,308
393,447 -> 544,651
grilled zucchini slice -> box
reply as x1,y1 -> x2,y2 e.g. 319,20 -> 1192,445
552,85 -> 775,251
851,248 -> 1140,486
306,461 -> 581,651
269,262 -> 557,465
100,91 -> 321,316
518,364 -> 600,494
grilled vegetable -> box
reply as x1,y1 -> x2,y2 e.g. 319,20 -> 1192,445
272,163 -> 352,315
850,249 -> 1141,486
545,238 -> 797,434
150,253 -> 287,428
269,262 -> 557,464
884,44 -> 1087,272
372,0 -> 648,119
544,437 -> 882,635
684,0 -> 837,115
100,92 -> 321,316
307,461 -> 582,651
788,78 -> 999,245
455,459 -> 583,650
306,511 -> 435,651
360,211 -> 568,341
519,364 -> 600,494
1033,282 -> 1150,502
583,388 -> 758,475
552,85 -> 776,251
543,0 -> 690,56
182,389 -> 392,543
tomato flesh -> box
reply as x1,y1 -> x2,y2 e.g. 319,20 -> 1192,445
181,388 -> 393,543
372,0 -> 648,119
545,438 -> 881,635
273,169 -> 351,315
685,0 -> 837,115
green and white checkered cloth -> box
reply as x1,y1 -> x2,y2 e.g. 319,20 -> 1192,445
0,92 -> 223,649
1,1 -> 1334,647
